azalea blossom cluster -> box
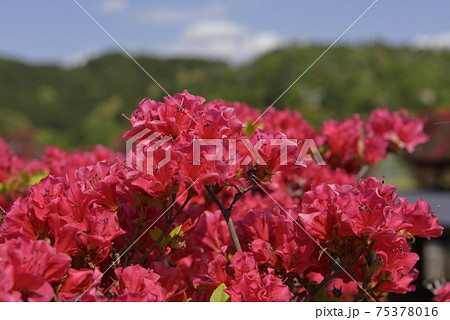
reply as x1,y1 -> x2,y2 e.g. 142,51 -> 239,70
0,141 -> 122,212
433,283 -> 450,302
0,91 -> 446,302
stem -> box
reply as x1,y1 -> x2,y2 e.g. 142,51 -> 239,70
368,280 -> 384,294
306,265 -> 336,299
306,242 -> 368,301
136,194 -> 191,265
123,225 -> 141,266
136,224 -> 168,265
356,164 -> 370,181
355,243 -> 377,300
224,212 -> 242,252
204,184 -> 251,252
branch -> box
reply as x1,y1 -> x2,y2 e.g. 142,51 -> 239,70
305,265 -> 336,300
205,184 -> 228,212
356,164 -> 370,181
305,242 -> 368,301
136,194 -> 192,265
204,184 -> 251,252
229,185 -> 252,212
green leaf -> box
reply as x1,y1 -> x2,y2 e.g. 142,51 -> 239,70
18,171 -> 31,184
243,121 -> 264,137
166,183 -> 180,195
167,225 -> 185,249
133,194 -> 162,207
314,286 -> 340,302
210,283 -> 230,302
161,225 -> 182,248
168,225 -> 182,239
149,226 -> 162,242
315,286 -> 328,302
0,182 -> 11,193
28,171 -> 49,186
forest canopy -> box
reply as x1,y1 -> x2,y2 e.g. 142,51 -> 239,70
1,44 -> 449,149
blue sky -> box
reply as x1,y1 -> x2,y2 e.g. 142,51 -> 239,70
1,0 -> 450,65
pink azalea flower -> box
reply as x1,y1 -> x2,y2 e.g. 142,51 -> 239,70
433,282 -> 450,302
367,109 -> 429,153
57,268 -> 105,302
113,265 -> 165,302
0,238 -> 71,301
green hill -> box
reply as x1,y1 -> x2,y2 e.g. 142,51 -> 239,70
1,44 -> 449,149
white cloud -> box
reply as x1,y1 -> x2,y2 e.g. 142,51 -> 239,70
98,0 -> 128,14
413,32 -> 450,50
138,2 -> 226,25
163,20 -> 284,63
62,48 -> 104,67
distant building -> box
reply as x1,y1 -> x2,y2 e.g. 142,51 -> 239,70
406,108 -> 450,190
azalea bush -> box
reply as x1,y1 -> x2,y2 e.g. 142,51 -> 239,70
0,90 -> 446,302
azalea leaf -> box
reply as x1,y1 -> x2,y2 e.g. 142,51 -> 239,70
315,286 -> 328,301
28,171 -> 49,186
162,225 -> 182,248
314,286 -> 340,302
149,226 -> 162,242
243,121 -> 264,137
18,171 -> 30,184
168,225 -> 182,239
133,194 -> 162,207
210,283 -> 230,302
166,183 -> 180,195
2,183 -> 11,192
168,239 -> 185,250
327,297 -> 341,302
